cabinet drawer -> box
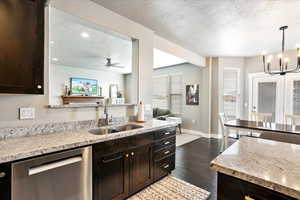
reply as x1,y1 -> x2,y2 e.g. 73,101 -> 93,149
154,155 -> 175,181
154,127 -> 176,140
154,145 -> 176,161
93,132 -> 153,156
154,136 -> 176,151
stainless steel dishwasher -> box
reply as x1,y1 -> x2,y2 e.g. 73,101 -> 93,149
11,146 -> 92,200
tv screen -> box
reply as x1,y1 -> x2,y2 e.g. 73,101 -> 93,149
71,78 -> 98,95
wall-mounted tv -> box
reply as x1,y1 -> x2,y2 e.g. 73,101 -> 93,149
70,78 -> 98,95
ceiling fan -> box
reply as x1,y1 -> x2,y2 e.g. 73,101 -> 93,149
105,58 -> 124,68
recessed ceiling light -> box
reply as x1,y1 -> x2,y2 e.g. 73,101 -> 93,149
80,32 -> 90,38
52,58 -> 58,62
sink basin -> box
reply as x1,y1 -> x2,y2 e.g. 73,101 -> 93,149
89,123 -> 143,135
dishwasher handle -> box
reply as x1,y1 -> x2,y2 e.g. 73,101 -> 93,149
28,156 -> 82,176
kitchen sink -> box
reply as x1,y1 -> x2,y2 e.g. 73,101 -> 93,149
89,123 -> 144,135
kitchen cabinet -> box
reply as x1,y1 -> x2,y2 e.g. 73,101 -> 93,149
129,144 -> 153,195
0,0 -> 45,94
93,152 -> 129,200
0,163 -> 10,200
217,173 -> 296,200
93,126 -> 176,200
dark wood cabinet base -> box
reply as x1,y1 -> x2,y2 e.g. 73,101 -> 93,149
217,173 -> 296,200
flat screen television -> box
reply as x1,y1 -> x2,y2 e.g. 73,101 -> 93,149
70,78 -> 98,95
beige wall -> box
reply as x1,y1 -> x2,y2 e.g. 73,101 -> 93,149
0,0 -> 205,129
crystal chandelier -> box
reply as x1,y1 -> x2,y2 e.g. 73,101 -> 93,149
262,26 -> 300,75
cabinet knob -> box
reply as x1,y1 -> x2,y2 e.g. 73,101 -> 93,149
163,164 -> 169,169
164,141 -> 170,145
125,154 -> 129,158
37,85 -> 42,89
164,151 -> 170,155
131,152 -> 135,156
0,172 -> 6,178
164,132 -> 171,135
245,196 -> 255,200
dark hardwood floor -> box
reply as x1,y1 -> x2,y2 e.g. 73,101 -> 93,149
172,137 -> 235,200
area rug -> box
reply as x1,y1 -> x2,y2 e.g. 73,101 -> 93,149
127,175 -> 210,200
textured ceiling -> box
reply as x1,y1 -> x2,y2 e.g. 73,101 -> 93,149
92,0 -> 300,57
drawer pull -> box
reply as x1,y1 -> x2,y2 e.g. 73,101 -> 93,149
0,172 -> 6,178
245,196 -> 255,200
131,152 -> 135,156
163,164 -> 170,169
125,154 -> 129,158
164,151 -> 170,155
164,141 -> 170,145
102,155 -> 123,163
164,132 -> 171,135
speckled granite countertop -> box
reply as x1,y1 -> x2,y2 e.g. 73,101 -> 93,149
0,120 -> 177,164
210,137 -> 300,199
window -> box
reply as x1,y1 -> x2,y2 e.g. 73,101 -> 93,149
223,68 -> 240,120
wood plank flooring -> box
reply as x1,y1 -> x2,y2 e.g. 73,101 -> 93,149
172,138 -> 235,200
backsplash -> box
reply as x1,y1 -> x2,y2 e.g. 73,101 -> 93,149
0,117 -> 130,140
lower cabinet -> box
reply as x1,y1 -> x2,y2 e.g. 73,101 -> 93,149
129,145 -> 153,195
93,144 -> 154,200
93,127 -> 176,200
0,163 -> 11,200
217,173 -> 296,200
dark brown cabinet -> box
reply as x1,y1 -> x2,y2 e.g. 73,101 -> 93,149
129,145 -> 153,195
217,173 -> 296,200
93,152 -> 129,200
0,163 -> 11,200
93,127 -> 176,200
0,0 -> 45,94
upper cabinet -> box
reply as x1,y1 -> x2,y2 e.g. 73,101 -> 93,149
0,0 -> 45,94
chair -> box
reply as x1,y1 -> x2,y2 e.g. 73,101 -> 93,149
285,114 -> 300,125
251,112 -> 272,122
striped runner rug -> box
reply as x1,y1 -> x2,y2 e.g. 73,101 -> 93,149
127,175 -> 210,200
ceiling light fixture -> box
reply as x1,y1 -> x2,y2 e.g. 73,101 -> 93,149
80,32 -> 90,38
262,26 -> 300,75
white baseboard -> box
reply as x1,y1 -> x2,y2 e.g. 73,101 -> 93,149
181,129 -> 222,139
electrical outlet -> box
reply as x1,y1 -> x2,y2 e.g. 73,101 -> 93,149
19,107 -> 35,120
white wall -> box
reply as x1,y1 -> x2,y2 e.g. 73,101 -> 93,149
153,63 -> 209,133
154,35 -> 205,67
50,64 -> 126,105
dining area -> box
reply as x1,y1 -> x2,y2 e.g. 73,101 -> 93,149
219,112 -> 300,152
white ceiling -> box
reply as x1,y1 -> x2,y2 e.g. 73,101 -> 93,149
50,8 -> 133,74
92,0 -> 300,57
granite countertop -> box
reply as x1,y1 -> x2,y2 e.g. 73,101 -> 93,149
0,120 -> 177,164
210,137 -> 300,199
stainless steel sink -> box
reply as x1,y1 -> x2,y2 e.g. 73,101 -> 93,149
89,123 -> 143,135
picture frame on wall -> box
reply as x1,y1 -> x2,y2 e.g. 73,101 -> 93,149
186,84 -> 199,105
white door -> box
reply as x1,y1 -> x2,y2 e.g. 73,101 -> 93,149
249,74 -> 284,123
285,74 -> 300,116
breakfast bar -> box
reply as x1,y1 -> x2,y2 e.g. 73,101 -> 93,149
211,137 -> 300,200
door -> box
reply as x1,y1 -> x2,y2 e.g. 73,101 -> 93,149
250,74 -> 284,123
93,152 -> 129,200
129,145 -> 153,194
285,74 -> 300,117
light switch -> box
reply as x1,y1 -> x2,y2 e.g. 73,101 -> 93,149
19,107 -> 35,120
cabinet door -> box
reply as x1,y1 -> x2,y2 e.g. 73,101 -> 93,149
0,163 -> 11,200
93,152 -> 129,200
129,145 -> 153,194
0,0 -> 45,94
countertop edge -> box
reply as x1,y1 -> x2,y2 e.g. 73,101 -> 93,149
210,162 -> 300,199
0,122 -> 178,164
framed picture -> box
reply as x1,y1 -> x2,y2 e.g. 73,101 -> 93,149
186,84 -> 199,105
109,84 -> 118,98
70,77 -> 98,95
